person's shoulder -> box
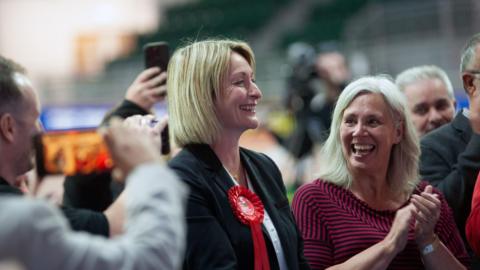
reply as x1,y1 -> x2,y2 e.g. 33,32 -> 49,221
420,122 -> 463,158
295,179 -> 340,199
1,196 -> 50,213
422,111 -> 468,143
241,148 -> 287,183
421,121 -> 456,144
0,184 -> 23,195
168,145 -> 215,189
0,197 -> 56,228
240,147 -> 276,167
168,147 -> 202,170
293,179 -> 348,214
0,197 -> 43,251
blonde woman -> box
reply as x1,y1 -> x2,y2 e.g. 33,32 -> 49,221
167,39 -> 309,270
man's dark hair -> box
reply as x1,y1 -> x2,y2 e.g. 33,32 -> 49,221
0,55 -> 27,113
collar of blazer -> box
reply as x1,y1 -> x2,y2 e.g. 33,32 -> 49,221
451,109 -> 473,143
183,144 -> 276,215
184,144 -> 259,190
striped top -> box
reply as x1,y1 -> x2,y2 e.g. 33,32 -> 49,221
292,179 -> 470,269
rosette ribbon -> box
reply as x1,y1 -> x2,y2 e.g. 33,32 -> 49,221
228,185 -> 270,270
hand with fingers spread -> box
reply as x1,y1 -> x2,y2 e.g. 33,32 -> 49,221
410,185 -> 441,247
125,67 -> 167,111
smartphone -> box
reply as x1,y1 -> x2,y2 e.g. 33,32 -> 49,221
161,124 -> 170,155
143,42 -> 170,155
149,119 -> 170,155
34,130 -> 113,177
143,41 -> 170,72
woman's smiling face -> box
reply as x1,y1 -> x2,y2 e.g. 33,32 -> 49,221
340,92 -> 403,176
215,51 -> 262,135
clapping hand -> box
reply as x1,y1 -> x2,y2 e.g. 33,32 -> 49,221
384,204 -> 415,254
410,185 -> 441,247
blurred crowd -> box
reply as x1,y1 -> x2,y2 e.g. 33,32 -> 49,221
1,32 -> 480,270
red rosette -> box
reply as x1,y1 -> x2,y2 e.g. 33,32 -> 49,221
228,185 -> 264,225
228,185 -> 270,270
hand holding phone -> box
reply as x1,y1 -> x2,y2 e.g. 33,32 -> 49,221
124,42 -> 169,111
102,118 -> 163,180
142,42 -> 170,155
123,114 -> 170,156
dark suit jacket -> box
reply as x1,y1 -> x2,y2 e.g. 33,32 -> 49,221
169,144 -> 310,270
420,111 -> 480,243
0,177 -> 23,195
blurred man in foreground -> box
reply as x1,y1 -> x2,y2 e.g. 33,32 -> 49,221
0,55 -> 119,235
0,119 -> 187,269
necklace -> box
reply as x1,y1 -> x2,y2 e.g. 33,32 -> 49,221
231,166 -> 248,188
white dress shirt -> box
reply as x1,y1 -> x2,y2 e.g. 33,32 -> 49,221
227,170 -> 289,270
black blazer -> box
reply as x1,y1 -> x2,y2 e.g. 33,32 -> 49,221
169,144 -> 310,270
420,111 -> 480,242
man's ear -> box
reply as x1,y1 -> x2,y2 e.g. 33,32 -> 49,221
462,73 -> 476,97
0,113 -> 16,143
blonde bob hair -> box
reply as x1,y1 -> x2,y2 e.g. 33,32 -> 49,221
318,75 -> 420,195
167,39 -> 255,147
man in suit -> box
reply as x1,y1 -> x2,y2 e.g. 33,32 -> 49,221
420,33 -> 480,268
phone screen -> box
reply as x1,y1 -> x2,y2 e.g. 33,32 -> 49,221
34,130 -> 113,177
143,42 -> 170,71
